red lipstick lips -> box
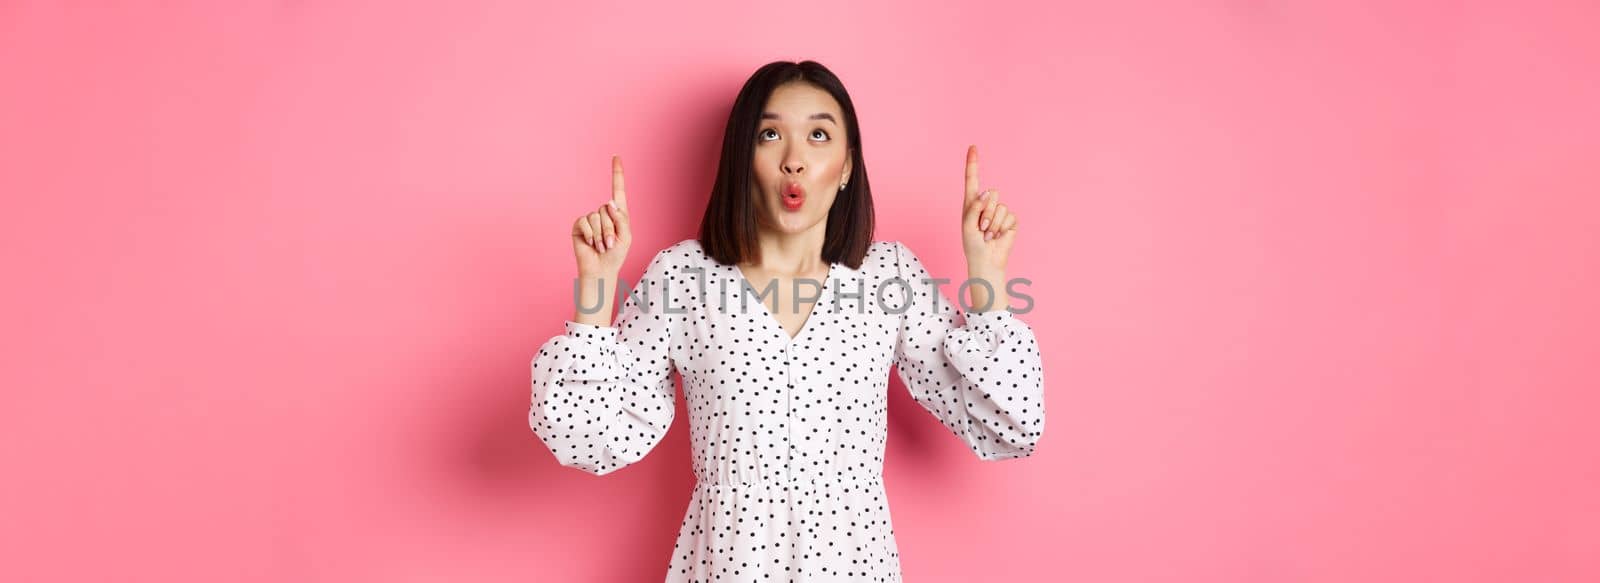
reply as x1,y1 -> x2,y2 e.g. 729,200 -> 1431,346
781,181 -> 805,211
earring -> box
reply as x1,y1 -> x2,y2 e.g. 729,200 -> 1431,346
839,182 -> 847,191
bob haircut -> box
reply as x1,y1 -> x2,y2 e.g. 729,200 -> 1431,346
697,60 -> 875,270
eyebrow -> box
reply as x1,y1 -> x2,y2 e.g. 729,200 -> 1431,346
761,112 -> 838,125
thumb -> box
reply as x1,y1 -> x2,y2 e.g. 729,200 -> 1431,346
963,189 -> 989,231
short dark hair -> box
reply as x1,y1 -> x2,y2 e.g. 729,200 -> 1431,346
697,60 -> 874,269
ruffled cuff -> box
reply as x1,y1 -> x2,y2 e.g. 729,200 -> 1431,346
564,320 -> 620,343
942,310 -> 1023,371
560,320 -> 631,382
962,309 -> 1016,331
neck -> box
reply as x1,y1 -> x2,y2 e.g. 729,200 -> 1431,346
747,223 -> 829,276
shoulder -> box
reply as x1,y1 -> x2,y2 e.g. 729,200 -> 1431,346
867,239 -> 899,263
636,239 -> 709,280
870,239 -> 923,263
857,239 -> 909,275
644,238 -> 705,265
666,237 -> 705,260
871,239 -> 942,280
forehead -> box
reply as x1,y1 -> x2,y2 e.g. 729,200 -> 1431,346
762,82 -> 842,118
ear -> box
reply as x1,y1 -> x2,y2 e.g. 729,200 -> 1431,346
842,150 -> 853,184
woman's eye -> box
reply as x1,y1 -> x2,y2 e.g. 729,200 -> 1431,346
758,128 -> 830,141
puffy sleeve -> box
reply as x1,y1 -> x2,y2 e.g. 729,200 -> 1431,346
529,248 -> 687,476
891,240 -> 1046,461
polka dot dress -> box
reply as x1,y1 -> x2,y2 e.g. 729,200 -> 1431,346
530,239 -> 1046,582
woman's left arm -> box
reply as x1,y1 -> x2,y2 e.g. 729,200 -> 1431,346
891,146 -> 1042,460
892,240 -> 1045,461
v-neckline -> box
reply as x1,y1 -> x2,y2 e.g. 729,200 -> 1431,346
732,261 -> 837,345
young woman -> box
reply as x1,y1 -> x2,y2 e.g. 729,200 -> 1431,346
530,60 -> 1044,581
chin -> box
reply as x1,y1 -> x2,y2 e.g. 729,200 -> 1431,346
760,192 -> 831,233
769,214 -> 814,233
764,208 -> 824,234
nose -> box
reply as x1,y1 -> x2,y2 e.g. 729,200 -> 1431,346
782,151 -> 804,175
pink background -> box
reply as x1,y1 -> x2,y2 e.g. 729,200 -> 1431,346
3,1 -> 1597,581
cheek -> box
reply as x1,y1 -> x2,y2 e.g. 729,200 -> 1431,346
816,152 -> 847,177
751,152 -> 780,185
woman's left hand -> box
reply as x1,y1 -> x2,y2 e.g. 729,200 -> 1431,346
960,145 -> 1019,274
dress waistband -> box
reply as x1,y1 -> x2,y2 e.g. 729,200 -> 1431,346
692,473 -> 884,491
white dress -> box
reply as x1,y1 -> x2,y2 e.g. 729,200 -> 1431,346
530,238 -> 1046,582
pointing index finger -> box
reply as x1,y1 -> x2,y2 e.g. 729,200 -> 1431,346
611,155 -> 627,210
964,145 -> 980,202
611,155 -> 628,211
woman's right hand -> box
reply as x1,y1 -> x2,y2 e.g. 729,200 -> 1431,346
571,155 -> 633,276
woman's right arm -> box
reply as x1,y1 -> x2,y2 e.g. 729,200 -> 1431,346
528,155 -> 681,476
529,247 -> 683,476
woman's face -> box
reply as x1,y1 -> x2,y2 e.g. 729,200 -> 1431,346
750,82 -> 853,235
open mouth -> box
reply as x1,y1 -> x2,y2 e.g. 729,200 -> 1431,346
782,182 -> 805,210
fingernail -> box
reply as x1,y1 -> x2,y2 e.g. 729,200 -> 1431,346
587,236 -> 594,246
606,236 -> 615,248
608,200 -> 617,209
980,219 -> 990,230
978,191 -> 989,199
